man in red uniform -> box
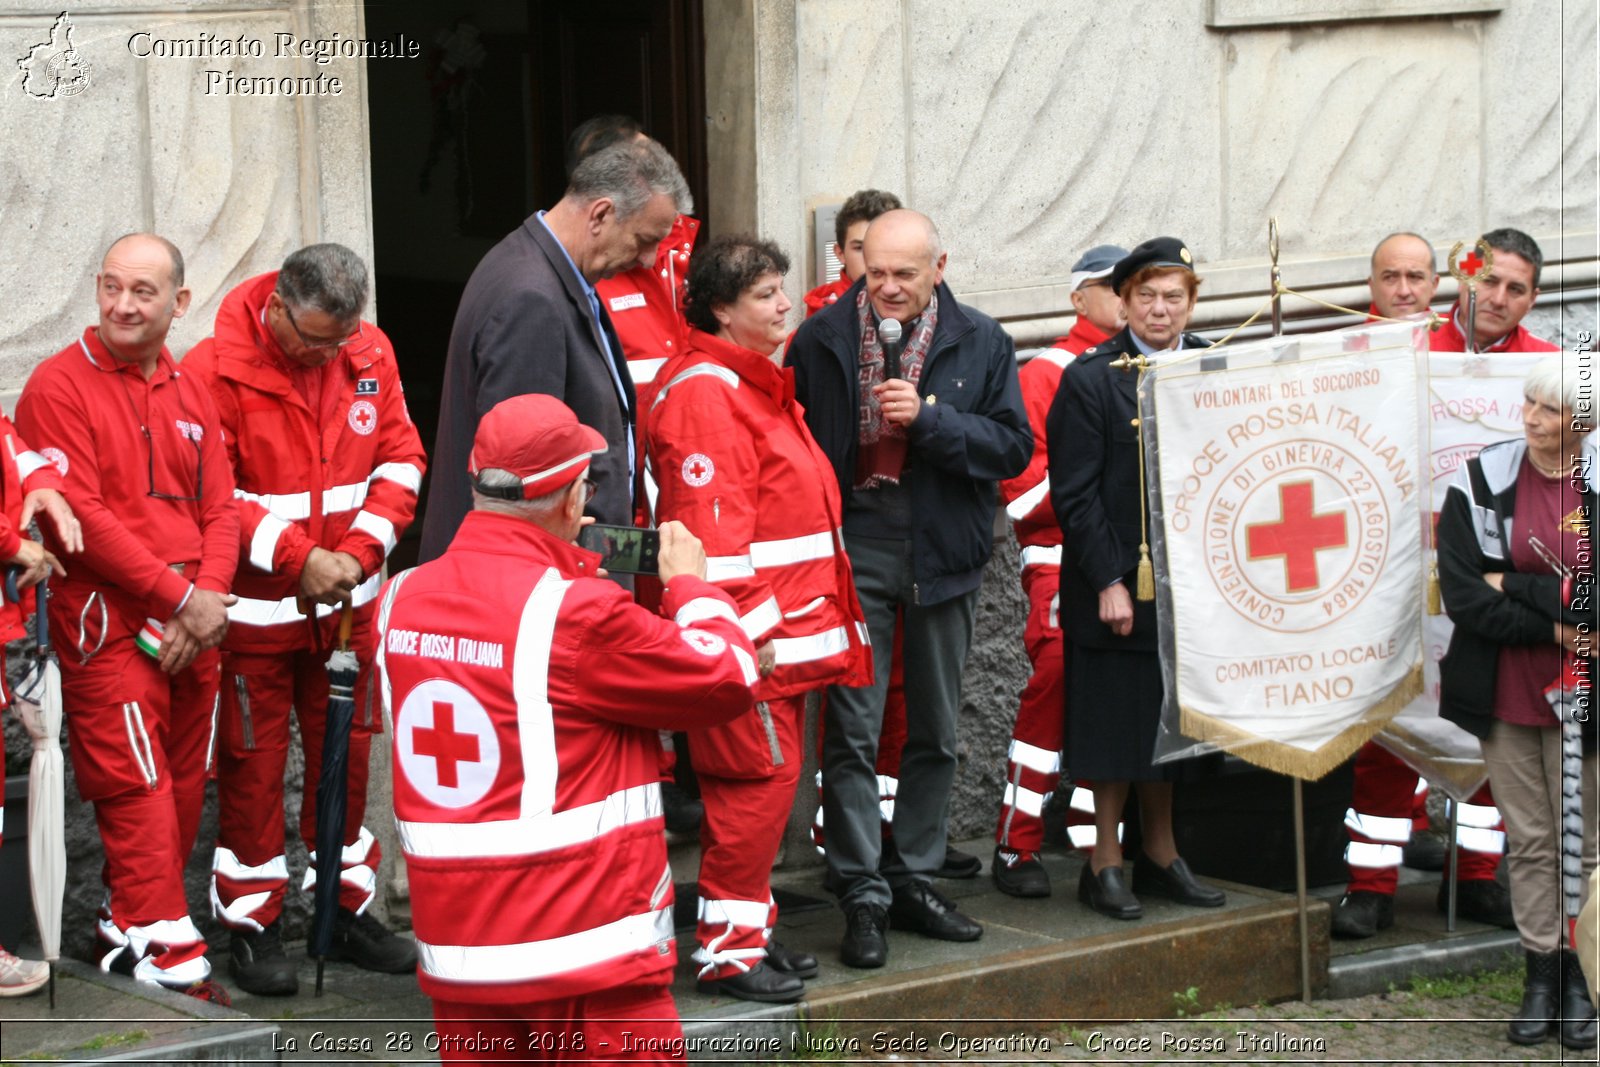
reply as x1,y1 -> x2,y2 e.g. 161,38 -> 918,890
991,244 -> 1125,897
16,233 -> 238,1001
183,244 -> 426,994
0,413 -> 80,997
803,189 -> 903,317
1334,229 -> 1556,938
378,394 -> 758,1060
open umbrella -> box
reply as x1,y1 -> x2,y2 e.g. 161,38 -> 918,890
309,603 -> 357,995
11,574 -> 63,1008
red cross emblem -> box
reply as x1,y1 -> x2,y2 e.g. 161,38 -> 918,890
682,452 -> 714,487
1460,250 -> 1484,275
1245,480 -> 1348,593
413,701 -> 480,789
395,679 -> 499,807
348,399 -> 378,436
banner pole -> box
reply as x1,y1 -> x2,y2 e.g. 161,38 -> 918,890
1268,218 -> 1284,337
1445,797 -> 1460,932
1293,777 -> 1312,1002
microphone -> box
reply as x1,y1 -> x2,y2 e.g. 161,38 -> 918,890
879,317 -> 903,380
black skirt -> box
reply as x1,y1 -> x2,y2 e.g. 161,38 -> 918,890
1065,644 -> 1192,782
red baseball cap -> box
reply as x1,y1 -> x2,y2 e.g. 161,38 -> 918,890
468,394 -> 608,500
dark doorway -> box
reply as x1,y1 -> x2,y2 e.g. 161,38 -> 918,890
362,0 -> 706,570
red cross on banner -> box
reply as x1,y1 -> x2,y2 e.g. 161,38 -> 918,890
1245,480 -> 1349,593
413,701 -> 481,789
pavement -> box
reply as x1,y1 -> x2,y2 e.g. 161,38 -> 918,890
0,834 -> 1531,1065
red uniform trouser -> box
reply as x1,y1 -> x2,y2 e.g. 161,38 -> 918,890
1345,741 -> 1502,894
694,694 -> 804,980
813,624 -> 907,851
995,565 -> 1065,853
211,648 -> 381,930
53,583 -> 216,984
431,983 -> 682,1063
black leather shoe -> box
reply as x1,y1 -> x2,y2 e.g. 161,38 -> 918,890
840,903 -> 888,969
765,938 -> 819,979
992,846 -> 1051,898
1443,878 -> 1515,929
1509,949 -> 1559,1045
696,962 -> 804,1003
1330,891 -> 1394,940
1078,863 -> 1141,920
1133,854 -> 1225,907
229,919 -> 298,996
1402,829 -> 1447,871
888,881 -> 982,941
327,908 -> 418,974
936,846 -> 982,879
1561,949 -> 1597,1050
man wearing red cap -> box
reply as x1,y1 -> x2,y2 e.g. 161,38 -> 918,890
183,243 -> 426,993
16,233 -> 238,1002
378,394 -> 759,1059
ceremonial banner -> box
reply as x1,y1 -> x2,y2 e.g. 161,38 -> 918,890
1379,351 -> 1539,799
1143,320 -> 1427,779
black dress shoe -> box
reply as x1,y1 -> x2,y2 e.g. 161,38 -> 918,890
839,903 -> 888,969
696,962 -> 804,1003
1133,854 -> 1225,907
936,846 -> 982,879
992,846 -> 1051,898
888,881 -> 982,941
1443,878 -> 1515,929
1561,949 -> 1597,1050
1078,863 -> 1141,919
765,938 -> 819,979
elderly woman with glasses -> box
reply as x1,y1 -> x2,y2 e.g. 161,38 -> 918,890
644,234 -> 871,1004
1437,353 -> 1598,1050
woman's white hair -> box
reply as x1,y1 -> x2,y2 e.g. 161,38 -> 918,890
1525,353 -> 1595,431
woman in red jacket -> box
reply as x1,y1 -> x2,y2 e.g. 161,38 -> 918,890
0,415 -> 80,997
646,235 -> 871,1003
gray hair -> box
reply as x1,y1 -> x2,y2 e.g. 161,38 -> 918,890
471,468 -> 570,518
276,243 -> 370,323
566,137 -> 692,219
1483,227 -> 1544,289
1525,354 -> 1595,431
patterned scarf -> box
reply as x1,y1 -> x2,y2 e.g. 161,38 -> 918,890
855,289 -> 938,488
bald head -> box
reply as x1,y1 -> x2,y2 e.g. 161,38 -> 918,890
96,232 -> 191,370
863,209 -> 947,322
1367,232 -> 1438,320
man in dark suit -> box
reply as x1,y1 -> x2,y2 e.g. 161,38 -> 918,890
1048,236 -> 1226,921
420,137 -> 692,561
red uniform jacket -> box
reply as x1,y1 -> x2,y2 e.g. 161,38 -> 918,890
0,416 -> 65,642
183,273 -> 427,652
16,329 -> 238,622
595,214 -> 699,387
377,510 -> 756,1003
1430,304 -> 1560,353
1001,320 -> 1110,559
646,330 -> 872,709
803,276 -> 851,318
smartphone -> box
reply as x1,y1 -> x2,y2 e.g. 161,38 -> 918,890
578,523 -> 661,576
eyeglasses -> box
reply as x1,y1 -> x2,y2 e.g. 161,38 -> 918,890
283,303 -> 363,350
144,424 -> 203,502
579,478 -> 597,504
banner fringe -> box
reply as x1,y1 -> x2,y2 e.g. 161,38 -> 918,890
1178,664 -> 1424,782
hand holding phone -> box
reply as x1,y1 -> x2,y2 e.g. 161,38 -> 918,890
577,523 -> 661,575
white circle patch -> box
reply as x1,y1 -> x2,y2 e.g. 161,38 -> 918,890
395,679 -> 501,808
348,399 -> 379,436
682,453 -> 714,487
40,447 -> 68,478
682,629 -> 727,657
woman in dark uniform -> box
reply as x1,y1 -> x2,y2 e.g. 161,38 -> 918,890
1046,236 -> 1226,920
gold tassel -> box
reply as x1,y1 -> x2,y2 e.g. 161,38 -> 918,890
1426,563 -> 1441,616
1136,544 -> 1155,602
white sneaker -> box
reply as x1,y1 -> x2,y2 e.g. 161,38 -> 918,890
0,946 -> 48,997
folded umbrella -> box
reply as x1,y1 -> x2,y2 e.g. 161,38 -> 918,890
309,604 -> 357,996
11,573 -> 64,1008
